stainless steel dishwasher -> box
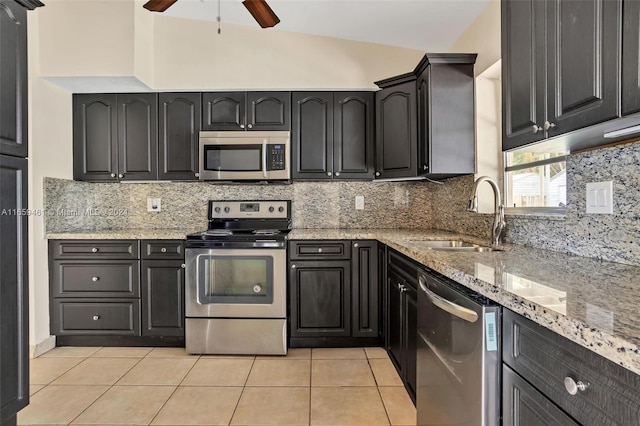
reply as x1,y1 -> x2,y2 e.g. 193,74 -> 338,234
417,269 -> 501,426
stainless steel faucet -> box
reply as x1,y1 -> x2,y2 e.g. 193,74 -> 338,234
467,176 -> 505,248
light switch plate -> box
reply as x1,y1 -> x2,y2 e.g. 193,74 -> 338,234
355,195 -> 365,210
586,181 -> 613,214
147,198 -> 162,212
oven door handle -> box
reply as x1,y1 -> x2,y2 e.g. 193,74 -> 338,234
262,140 -> 268,179
419,276 -> 478,323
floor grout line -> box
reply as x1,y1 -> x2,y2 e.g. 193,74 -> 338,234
226,355 -> 257,426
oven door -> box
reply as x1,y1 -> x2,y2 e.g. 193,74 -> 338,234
185,247 -> 286,318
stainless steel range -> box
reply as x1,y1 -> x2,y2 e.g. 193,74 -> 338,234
185,200 -> 291,355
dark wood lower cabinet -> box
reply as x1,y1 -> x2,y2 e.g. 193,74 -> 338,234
141,260 -> 185,337
0,155 -> 29,422
503,365 -> 579,426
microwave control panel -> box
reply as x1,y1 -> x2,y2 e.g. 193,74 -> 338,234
268,144 -> 286,171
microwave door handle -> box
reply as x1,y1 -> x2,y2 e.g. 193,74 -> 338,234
262,140 -> 268,178
419,276 -> 478,323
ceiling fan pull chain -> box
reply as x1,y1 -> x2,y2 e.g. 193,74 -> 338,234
217,0 -> 221,34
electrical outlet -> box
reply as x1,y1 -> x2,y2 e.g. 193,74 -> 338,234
147,198 -> 162,212
355,195 -> 365,210
586,181 -> 613,214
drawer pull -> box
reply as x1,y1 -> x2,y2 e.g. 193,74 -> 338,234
318,248 -> 323,253
161,247 -> 167,253
91,248 -> 99,253
564,376 -> 589,395
92,315 -> 100,321
181,264 -> 186,269
91,276 -> 99,282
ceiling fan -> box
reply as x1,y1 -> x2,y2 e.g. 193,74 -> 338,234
142,0 -> 280,28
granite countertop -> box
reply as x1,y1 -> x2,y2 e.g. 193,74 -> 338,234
47,228 -> 640,375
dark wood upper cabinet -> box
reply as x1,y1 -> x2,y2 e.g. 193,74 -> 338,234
202,91 -> 290,131
117,93 -> 158,181
0,155 -> 29,423
291,92 -> 333,179
375,76 -> 418,179
546,0 -> 621,136
502,0 -> 623,151
501,0 -> 547,150
622,0 -> 640,116
0,0 -> 27,157
415,54 -> 476,177
74,93 -> 159,181
334,92 -> 374,179
73,94 -> 119,181
158,93 -> 201,180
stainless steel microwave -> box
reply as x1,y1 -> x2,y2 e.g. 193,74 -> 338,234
199,131 -> 290,181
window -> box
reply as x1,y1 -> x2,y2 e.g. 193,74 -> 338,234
504,150 -> 568,215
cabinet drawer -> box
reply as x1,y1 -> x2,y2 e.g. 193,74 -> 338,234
51,260 -> 140,298
289,241 -> 350,260
503,309 -> 640,426
51,240 -> 139,259
142,240 -> 184,260
51,299 -> 140,335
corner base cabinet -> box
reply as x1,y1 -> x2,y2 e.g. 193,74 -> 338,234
288,240 -> 380,347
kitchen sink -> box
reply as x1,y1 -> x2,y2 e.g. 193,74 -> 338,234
411,240 -> 501,252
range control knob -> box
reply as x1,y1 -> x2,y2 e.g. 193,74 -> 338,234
278,206 -> 285,213
214,207 -> 221,213
269,206 -> 275,212
224,207 -> 230,213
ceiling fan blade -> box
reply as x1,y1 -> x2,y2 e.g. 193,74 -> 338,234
242,0 -> 280,28
143,0 -> 178,13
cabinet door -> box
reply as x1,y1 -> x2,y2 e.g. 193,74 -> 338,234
351,241 -> 378,338
73,94 -> 118,181
0,1 -> 27,157
202,92 -> 245,130
503,365 -> 579,426
375,82 -> 417,179
141,260 -> 185,337
334,92 -> 374,179
404,284 -> 417,401
291,92 -> 333,179
386,272 -> 404,374
247,92 -> 290,131
622,0 -> 640,116
289,260 -> 351,338
501,0 -> 547,151
158,93 -> 200,180
546,0 -> 622,136
117,93 -> 158,181
0,155 -> 28,421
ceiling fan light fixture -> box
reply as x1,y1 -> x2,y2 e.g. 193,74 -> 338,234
143,0 -> 179,12
242,0 -> 280,28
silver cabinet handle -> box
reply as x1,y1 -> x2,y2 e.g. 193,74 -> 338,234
240,124 -> 245,129
92,315 -> 100,321
291,264 -> 296,269
375,171 -> 381,177
327,172 -> 332,177
532,124 -> 543,134
247,124 -> 253,129
195,172 -> 200,178
423,165 -> 428,170
161,247 -> 167,253
91,248 -> 99,253
181,264 -> 186,269
118,173 -> 124,178
318,248 -> 323,253
92,276 -> 99,282
419,276 -> 478,323
353,243 -> 359,248
544,121 -> 556,131
564,377 -> 589,395
335,172 -> 340,177
110,173 -> 116,178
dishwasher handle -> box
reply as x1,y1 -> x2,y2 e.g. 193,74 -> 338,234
419,275 -> 479,323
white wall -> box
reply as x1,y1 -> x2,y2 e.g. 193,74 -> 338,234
26,0 -> 425,352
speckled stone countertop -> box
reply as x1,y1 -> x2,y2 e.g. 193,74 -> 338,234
47,228 -> 640,376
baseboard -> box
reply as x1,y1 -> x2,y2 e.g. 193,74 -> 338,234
30,335 -> 56,358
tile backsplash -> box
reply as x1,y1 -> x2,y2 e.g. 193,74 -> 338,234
44,179 -> 433,232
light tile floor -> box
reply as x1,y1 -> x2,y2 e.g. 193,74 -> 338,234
20,347 -> 416,426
